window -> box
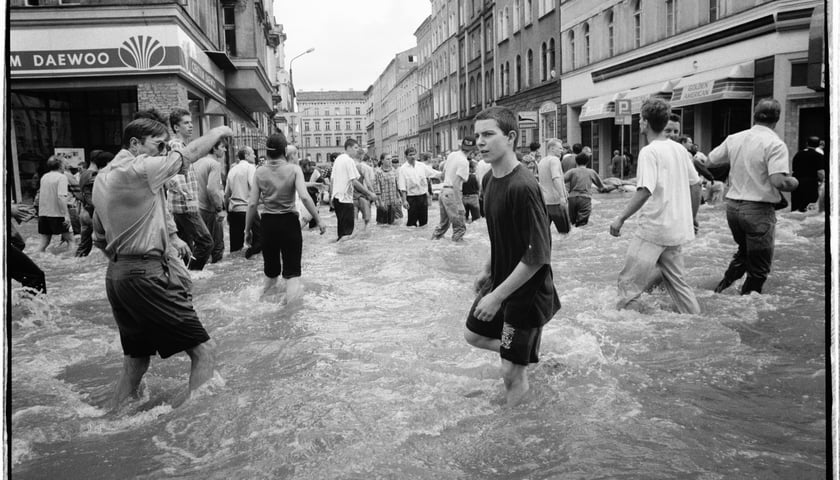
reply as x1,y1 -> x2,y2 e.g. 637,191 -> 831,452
59,0 -> 81,4
305,137 -> 311,147
335,121 -> 340,130
304,121 -> 310,131
538,0 -> 553,17
569,31 -> 575,69
25,0 -> 41,5
548,38 -> 556,76
486,20 -> 494,53
504,61 -> 510,95
515,55 -> 522,92
490,68 -> 495,99
335,107 -> 340,114
634,0 -> 642,48
791,62 -> 808,86
524,0 -> 532,24
315,121 -> 320,131
709,0 -> 723,21
583,23 -> 590,64
526,49 -> 533,87
316,153 -> 321,162
315,136 -> 321,146
223,6 -> 236,56
335,137 -> 342,147
325,121 -> 330,131
356,120 -> 361,130
666,0 -> 676,37
356,107 -> 361,115
345,107 -> 350,115
356,135 -> 362,144
324,109 -> 330,115
325,135 -> 331,146
607,10 -> 614,57
541,43 -> 548,81
513,0 -> 521,32
346,121 -> 351,130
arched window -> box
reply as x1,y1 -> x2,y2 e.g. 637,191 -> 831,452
568,30 -> 575,69
515,55 -> 522,91
540,42 -> 548,81
583,23 -> 590,64
548,38 -> 556,76
470,75 -> 476,106
513,0 -> 520,31
526,49 -> 534,87
490,67 -> 495,99
606,9 -> 614,57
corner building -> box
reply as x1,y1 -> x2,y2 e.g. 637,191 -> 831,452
10,0 -> 283,201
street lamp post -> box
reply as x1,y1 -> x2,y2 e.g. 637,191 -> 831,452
289,47 -> 315,90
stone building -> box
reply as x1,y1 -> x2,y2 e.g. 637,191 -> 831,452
296,90 -> 367,166
9,0 -> 284,201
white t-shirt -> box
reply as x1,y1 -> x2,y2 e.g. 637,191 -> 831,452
226,160 -> 257,212
38,171 -> 69,217
331,153 -> 360,204
708,125 -> 789,203
536,155 -> 567,205
635,139 -> 699,246
442,150 -> 470,189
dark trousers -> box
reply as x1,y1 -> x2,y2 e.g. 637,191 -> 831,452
568,196 -> 592,227
333,199 -> 355,239
721,200 -> 776,294
228,211 -> 262,254
9,244 -> 46,294
75,208 -> 94,257
174,211 -> 213,270
200,209 -> 224,263
791,177 -> 819,212
463,194 -> 480,221
262,213 -> 302,279
406,194 -> 429,227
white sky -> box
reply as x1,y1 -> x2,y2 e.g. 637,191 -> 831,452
273,0 -> 431,92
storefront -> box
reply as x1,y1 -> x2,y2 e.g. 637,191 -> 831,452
10,24 -> 230,201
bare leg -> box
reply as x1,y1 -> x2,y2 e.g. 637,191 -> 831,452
285,277 -> 303,303
38,234 -> 51,252
501,359 -> 529,407
261,276 -> 278,297
464,330 -> 501,352
185,340 -> 216,395
112,355 -> 150,411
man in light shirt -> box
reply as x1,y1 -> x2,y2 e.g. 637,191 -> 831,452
609,98 -> 700,315
92,110 -> 233,411
331,138 -> 377,240
37,155 -> 76,252
432,137 -> 474,241
193,141 -> 226,264
397,146 -> 442,227
537,138 -> 571,235
226,146 -> 261,257
707,98 -> 799,295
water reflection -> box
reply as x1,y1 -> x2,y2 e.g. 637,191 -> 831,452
11,195 -> 826,479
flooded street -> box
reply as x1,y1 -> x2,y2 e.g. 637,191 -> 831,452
10,194 -> 826,479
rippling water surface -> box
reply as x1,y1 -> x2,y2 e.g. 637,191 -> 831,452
10,194 -> 826,479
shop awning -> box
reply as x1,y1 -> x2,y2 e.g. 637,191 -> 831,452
670,62 -> 754,107
578,92 -> 625,122
620,80 -> 678,113
204,50 -> 238,71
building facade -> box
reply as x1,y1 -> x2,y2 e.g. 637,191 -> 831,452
366,49 -> 418,160
296,90 -> 367,165
561,0 -> 825,176
9,0 -> 283,201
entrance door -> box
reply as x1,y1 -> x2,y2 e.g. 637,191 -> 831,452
797,107 -> 825,151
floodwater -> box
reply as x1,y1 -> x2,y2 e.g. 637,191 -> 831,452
10,194 -> 826,479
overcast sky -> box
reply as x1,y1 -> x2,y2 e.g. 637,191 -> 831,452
274,1 -> 431,92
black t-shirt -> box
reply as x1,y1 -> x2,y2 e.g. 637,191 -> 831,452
482,164 -> 560,329
462,173 -> 479,195
792,149 -> 824,179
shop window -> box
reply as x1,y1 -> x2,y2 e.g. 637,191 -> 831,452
223,7 -> 236,56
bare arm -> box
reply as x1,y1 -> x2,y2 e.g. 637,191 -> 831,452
244,174 -> 261,244
770,173 -> 799,192
179,126 -> 233,166
610,187 -> 652,237
294,166 -> 325,234
473,261 -> 543,322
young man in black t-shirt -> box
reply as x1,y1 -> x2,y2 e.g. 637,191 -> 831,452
465,106 -> 561,407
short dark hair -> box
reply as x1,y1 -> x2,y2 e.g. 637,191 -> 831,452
474,106 -> 518,139
572,143 -> 583,154
380,153 -> 388,161
575,152 -> 590,166
807,136 -> 820,148
122,116 -> 170,148
169,108 -> 191,130
91,150 -> 114,169
529,141 -> 540,152
668,113 -> 681,124
237,146 -> 251,160
753,98 -> 781,124
344,138 -> 358,149
677,135 -> 692,145
133,108 -> 167,124
641,98 -> 671,133
405,147 -> 417,156
46,155 -> 64,171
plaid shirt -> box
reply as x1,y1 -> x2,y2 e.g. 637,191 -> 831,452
374,169 -> 401,206
165,137 -> 199,214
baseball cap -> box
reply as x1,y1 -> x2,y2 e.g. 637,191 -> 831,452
461,137 -> 476,150
265,132 -> 287,153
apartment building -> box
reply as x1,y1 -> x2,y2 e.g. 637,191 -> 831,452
296,90 -> 366,165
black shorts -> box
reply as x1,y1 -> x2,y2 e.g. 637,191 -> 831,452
465,294 -> 542,365
105,257 -> 209,358
38,216 -> 70,235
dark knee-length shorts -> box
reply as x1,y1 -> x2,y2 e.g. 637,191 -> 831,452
465,294 -> 542,365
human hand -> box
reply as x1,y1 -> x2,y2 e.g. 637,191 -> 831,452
171,236 -> 191,259
474,291 -> 502,322
213,126 -> 234,138
473,270 -> 492,295
244,230 -> 252,247
609,218 -> 624,237
368,193 -> 378,203
317,221 -> 327,235
403,201 -> 409,210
